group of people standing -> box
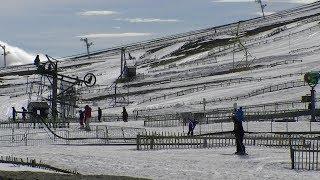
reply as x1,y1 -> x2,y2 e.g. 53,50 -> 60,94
184,105 -> 247,155
12,107 -> 27,122
78,106 -> 129,131
78,105 -> 92,131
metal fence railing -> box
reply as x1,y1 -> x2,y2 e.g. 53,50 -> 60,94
137,131 -> 320,171
290,137 -> 320,170
136,131 -> 318,150
0,125 -> 146,147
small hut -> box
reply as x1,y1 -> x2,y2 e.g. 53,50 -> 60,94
27,101 -> 49,123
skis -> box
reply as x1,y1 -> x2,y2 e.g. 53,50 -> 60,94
220,152 -> 248,156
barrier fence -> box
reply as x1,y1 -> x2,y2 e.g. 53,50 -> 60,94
0,114 -> 138,128
290,137 -> 320,170
136,131 -> 320,171
0,125 -> 146,147
136,132 -> 319,150
0,155 -> 79,174
141,107 -> 319,129
134,79 -> 308,114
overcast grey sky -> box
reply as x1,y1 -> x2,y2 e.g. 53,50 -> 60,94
0,0 -> 317,57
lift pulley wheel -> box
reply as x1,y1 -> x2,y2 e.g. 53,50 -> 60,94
83,73 -> 96,87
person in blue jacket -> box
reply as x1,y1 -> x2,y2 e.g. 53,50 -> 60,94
234,107 -> 246,155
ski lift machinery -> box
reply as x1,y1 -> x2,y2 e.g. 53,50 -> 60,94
31,54 -> 96,128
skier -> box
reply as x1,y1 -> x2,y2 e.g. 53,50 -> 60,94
98,107 -> 102,122
234,107 -> 246,155
122,107 -> 128,122
84,105 -> 92,131
21,107 -> 27,121
79,110 -> 84,129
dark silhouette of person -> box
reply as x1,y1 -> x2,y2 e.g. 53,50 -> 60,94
84,105 -> 92,131
233,107 -> 246,155
122,107 -> 128,122
22,107 -> 27,121
187,119 -> 196,136
34,55 -> 40,66
79,110 -> 84,129
98,107 -> 102,122
12,107 -> 16,122
187,114 -> 198,136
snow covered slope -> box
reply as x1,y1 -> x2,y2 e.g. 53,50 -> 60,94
1,2 -> 320,119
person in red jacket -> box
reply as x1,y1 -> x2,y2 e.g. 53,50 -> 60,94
84,105 -> 92,131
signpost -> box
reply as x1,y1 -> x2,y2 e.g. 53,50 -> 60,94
303,72 -> 319,122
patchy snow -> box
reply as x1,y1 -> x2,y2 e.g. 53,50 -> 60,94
143,42 -> 186,60
0,162 -> 55,173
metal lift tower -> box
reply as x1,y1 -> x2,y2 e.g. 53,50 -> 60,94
0,44 -> 9,68
256,0 -> 267,18
80,38 -> 94,59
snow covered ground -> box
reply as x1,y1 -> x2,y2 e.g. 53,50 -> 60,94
0,145 -> 318,180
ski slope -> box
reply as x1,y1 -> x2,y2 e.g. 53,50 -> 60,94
1,2 -> 320,179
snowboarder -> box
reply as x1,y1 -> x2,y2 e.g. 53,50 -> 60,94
21,107 -> 27,121
98,107 -> 102,122
122,107 -> 128,122
12,107 -> 16,122
79,110 -> 84,129
84,105 -> 92,131
233,107 -> 246,155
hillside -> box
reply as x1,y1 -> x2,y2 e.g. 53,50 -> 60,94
1,2 -> 320,119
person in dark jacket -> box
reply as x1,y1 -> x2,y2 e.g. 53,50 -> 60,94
187,120 -> 194,136
122,107 -> 128,122
233,107 -> 246,155
187,117 -> 197,136
79,110 -> 84,129
34,55 -> 40,66
21,107 -> 27,121
12,107 -> 16,122
98,107 -> 102,122
84,105 -> 92,131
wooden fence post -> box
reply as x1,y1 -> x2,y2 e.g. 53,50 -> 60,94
290,145 -> 295,169
121,127 -> 126,142
137,134 -> 141,150
150,135 -> 154,150
203,138 -> 208,148
67,130 -> 70,145
11,128 -> 14,143
96,126 -> 99,138
105,126 -> 109,144
24,134 -> 28,146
